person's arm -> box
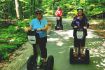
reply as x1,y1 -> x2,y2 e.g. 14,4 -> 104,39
84,16 -> 89,29
37,19 -> 51,31
55,10 -> 59,16
55,10 -> 57,16
24,19 -> 34,32
24,26 -> 32,32
41,22 -> 51,31
59,10 -> 63,16
71,17 -> 77,28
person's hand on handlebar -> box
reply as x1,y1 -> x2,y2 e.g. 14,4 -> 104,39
37,23 -> 51,31
84,26 -> 87,29
37,28 -> 43,31
74,26 -> 78,28
24,27 -> 32,32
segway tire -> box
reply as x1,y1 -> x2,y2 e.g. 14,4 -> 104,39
85,49 -> 90,64
70,48 -> 74,64
46,55 -> 54,70
27,55 -> 37,70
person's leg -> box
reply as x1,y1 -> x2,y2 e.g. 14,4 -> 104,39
80,29 -> 87,54
60,17 -> 62,24
74,38 -> 78,47
74,38 -> 79,57
80,37 -> 86,55
84,29 -> 87,36
56,17 -> 59,26
73,29 -> 78,47
39,37 -> 47,62
60,17 -> 63,29
73,30 -> 79,56
32,44 -> 38,59
40,43 -> 47,62
32,35 -> 39,60
82,37 -> 86,47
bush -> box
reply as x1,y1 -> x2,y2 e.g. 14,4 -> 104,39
0,19 -> 30,61
0,44 -> 17,61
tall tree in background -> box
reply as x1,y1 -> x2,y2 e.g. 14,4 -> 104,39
37,0 -> 42,8
15,0 -> 20,19
0,0 -> 104,19
30,0 -> 37,17
30,0 -> 43,17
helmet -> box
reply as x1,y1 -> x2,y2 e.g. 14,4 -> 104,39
35,8 -> 43,14
77,7 -> 83,11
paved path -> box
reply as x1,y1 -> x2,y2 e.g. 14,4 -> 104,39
22,17 -> 103,70
20,17 -> 105,70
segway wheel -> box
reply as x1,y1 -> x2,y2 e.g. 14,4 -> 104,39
46,55 -> 54,70
85,49 -> 90,64
55,25 -> 57,30
61,25 -> 63,30
27,55 -> 37,70
70,48 -> 74,64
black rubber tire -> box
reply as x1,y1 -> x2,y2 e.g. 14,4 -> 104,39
70,48 -> 74,64
27,55 -> 37,70
46,55 -> 54,70
61,25 -> 63,30
85,49 -> 90,64
55,25 -> 58,30
55,24 -> 63,30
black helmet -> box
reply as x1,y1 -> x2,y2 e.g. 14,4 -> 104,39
77,7 -> 83,11
35,8 -> 43,14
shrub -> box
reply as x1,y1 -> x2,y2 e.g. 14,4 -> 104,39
0,44 -> 17,61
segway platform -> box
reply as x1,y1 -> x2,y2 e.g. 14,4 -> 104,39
55,25 -> 63,30
55,17 -> 63,30
70,48 -> 90,64
27,55 -> 54,70
70,28 -> 90,64
27,30 -> 54,70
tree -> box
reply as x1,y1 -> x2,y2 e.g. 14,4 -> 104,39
15,0 -> 20,19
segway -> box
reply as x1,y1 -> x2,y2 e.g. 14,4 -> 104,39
55,16 -> 63,30
70,28 -> 90,64
27,30 -> 54,70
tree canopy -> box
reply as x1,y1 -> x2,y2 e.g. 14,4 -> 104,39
0,0 -> 104,19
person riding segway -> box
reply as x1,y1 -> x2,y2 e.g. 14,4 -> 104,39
25,8 -> 54,70
70,7 -> 90,64
55,6 -> 63,30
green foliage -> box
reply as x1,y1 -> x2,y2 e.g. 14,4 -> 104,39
0,0 -> 104,19
0,0 -> 105,61
42,0 -> 105,19
0,19 -> 30,60
17,20 -> 29,27
0,44 -> 17,60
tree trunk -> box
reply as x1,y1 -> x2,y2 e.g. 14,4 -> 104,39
37,0 -> 42,8
30,0 -> 33,16
30,0 -> 35,17
15,0 -> 20,19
